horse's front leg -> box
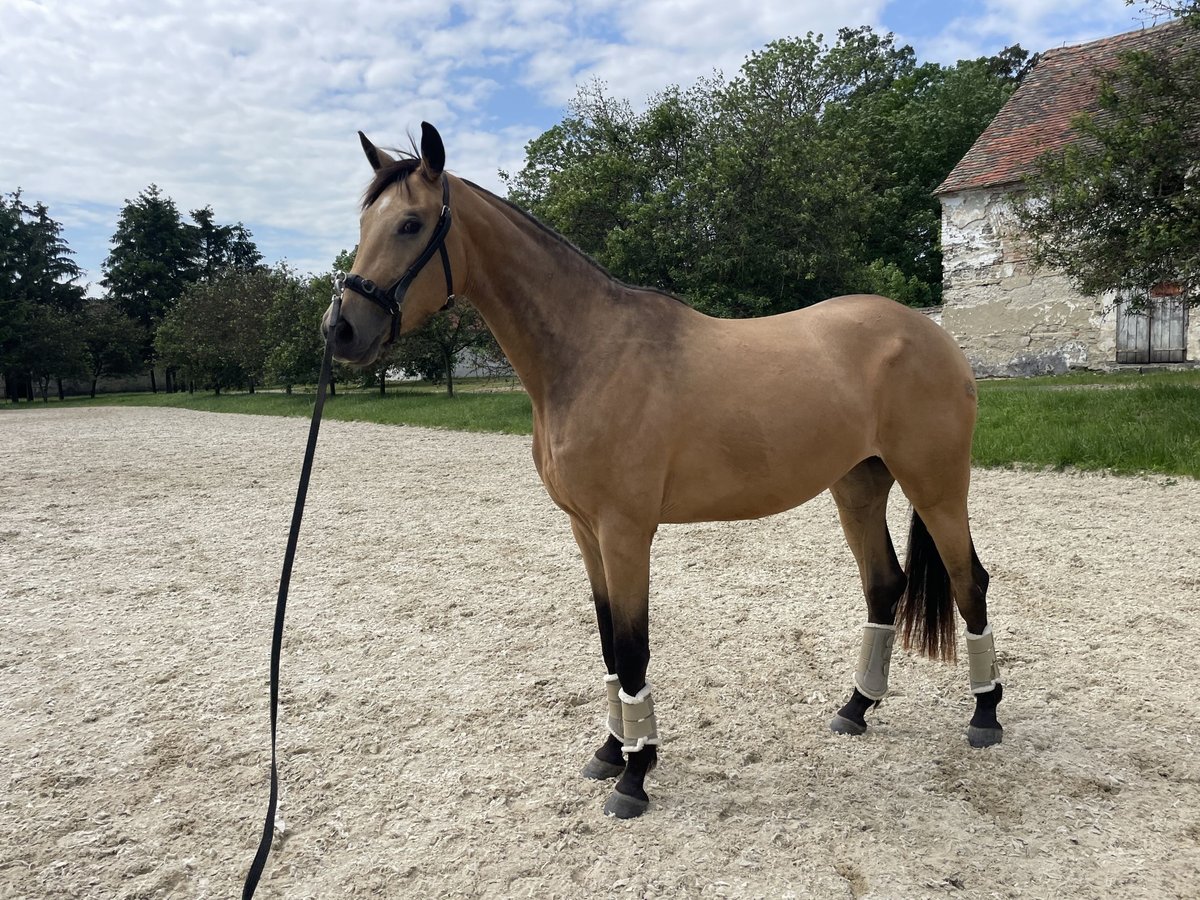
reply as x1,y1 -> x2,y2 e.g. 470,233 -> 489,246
570,518 -> 627,780
600,522 -> 658,818
577,517 -> 658,818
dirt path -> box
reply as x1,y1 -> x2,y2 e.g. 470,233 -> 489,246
2,407 -> 1198,899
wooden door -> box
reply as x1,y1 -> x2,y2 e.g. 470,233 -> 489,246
1116,297 -> 1187,363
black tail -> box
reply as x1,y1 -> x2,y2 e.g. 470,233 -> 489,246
896,510 -> 957,661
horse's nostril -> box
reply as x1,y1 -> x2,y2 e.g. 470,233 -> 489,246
333,317 -> 354,344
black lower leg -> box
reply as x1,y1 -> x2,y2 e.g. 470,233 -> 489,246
966,684 -> 1003,748
588,596 -> 623,768
834,688 -> 877,730
832,568 -> 904,735
593,733 -> 624,768
970,683 -> 1003,730
606,615 -> 655,815
615,744 -> 658,802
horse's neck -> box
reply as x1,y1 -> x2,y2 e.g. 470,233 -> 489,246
456,184 -> 635,406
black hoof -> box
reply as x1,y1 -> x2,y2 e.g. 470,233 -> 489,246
829,714 -> 867,736
582,755 -> 625,780
603,789 -> 649,819
967,725 -> 1003,748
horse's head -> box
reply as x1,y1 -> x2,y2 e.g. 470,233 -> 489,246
323,122 -> 458,366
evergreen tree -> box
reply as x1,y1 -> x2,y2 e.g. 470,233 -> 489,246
101,186 -> 263,389
101,185 -> 197,386
191,206 -> 263,280
0,191 -> 87,401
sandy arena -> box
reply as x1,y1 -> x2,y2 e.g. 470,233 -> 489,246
1,407 -> 1198,899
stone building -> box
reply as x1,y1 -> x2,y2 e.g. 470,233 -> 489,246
935,20 -> 1198,376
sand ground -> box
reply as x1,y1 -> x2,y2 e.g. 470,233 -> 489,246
1,407 -> 1198,899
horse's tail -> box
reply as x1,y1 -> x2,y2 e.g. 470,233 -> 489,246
896,510 -> 957,662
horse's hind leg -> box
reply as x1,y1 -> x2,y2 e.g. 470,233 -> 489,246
900,498 -> 1004,747
827,458 -> 908,736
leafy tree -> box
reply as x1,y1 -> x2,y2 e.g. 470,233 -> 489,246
392,300 -> 495,396
504,28 -> 1024,315
78,299 -> 143,398
155,267 -> 276,393
832,48 -> 1031,305
264,264 -> 334,393
23,305 -> 86,401
1017,5 -> 1200,308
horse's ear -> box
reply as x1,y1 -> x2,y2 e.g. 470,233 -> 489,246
419,122 -> 446,179
359,131 -> 394,171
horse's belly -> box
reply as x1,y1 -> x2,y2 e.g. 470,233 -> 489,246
659,438 -> 864,524
659,480 -> 826,523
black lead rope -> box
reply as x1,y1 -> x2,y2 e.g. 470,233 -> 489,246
242,278 -> 343,900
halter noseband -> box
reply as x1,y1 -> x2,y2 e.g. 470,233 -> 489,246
341,177 -> 456,345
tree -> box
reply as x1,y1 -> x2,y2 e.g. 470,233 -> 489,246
102,186 -> 197,386
191,206 -> 262,280
1017,5 -> 1200,309
264,265 -> 332,393
23,306 -> 86,401
504,28 -> 1024,315
831,47 -> 1031,305
78,299 -> 143,398
155,267 -> 276,393
102,187 -> 262,389
391,300 -> 495,396
1,191 -> 87,400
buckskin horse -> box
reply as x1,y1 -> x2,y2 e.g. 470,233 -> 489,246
322,123 -> 1004,819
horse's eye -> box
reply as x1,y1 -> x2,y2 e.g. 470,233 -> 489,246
398,219 -> 421,236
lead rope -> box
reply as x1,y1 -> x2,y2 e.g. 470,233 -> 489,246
242,273 -> 344,899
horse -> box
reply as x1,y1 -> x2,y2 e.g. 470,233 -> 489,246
322,122 -> 1004,819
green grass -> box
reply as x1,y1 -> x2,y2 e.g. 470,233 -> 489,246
7,380 -> 534,435
7,371 -> 1200,478
974,375 -> 1200,478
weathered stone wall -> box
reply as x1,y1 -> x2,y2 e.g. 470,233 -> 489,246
939,188 -> 1118,376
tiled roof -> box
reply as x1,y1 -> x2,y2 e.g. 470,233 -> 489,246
935,19 -> 1194,196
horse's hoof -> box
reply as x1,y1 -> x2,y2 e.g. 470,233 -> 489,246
967,725 -> 1003,748
582,755 -> 625,780
603,790 -> 649,819
829,714 -> 867,736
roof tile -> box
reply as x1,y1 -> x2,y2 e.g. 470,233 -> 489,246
936,20 -> 1194,195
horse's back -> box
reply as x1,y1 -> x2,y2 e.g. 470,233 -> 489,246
623,295 -> 969,522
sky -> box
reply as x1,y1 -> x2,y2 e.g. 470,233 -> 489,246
0,0 -> 1168,293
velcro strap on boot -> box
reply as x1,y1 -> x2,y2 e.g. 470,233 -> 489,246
966,624 -> 1002,694
604,674 -> 623,740
853,623 -> 895,701
618,684 -> 660,753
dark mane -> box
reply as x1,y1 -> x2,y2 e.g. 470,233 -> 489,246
460,179 -> 690,307
361,154 -> 422,210
361,160 -> 687,307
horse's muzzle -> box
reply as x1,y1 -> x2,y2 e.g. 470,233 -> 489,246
322,308 -> 384,367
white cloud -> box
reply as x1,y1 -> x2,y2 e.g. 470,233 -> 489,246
907,0 -> 1141,63
0,0 -> 1158,287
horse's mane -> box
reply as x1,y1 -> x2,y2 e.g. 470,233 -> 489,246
361,156 -> 688,307
462,180 -> 689,307
361,153 -> 422,210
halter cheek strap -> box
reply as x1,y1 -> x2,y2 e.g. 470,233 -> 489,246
342,177 -> 456,344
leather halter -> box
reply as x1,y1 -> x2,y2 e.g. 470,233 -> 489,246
342,177 -> 455,345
